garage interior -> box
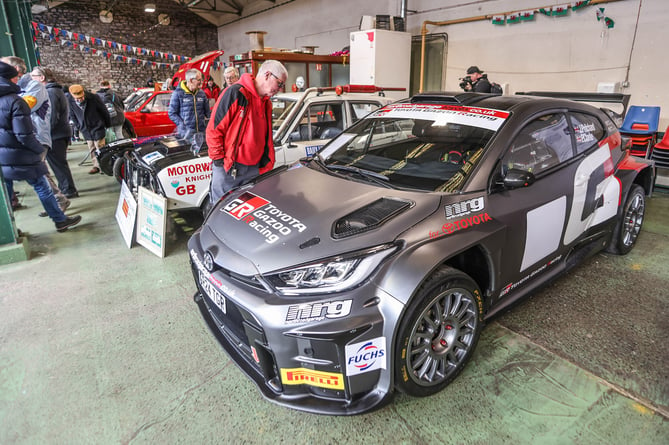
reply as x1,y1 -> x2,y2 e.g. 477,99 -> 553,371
1,0 -> 668,443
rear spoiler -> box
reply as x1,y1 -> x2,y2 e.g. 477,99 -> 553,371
516,91 -> 631,117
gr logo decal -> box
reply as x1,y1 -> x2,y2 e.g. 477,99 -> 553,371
223,192 -> 270,220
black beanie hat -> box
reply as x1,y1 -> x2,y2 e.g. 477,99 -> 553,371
0,61 -> 19,80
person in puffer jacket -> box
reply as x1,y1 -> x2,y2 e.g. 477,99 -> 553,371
0,61 -> 81,232
168,69 -> 210,139
206,60 -> 286,205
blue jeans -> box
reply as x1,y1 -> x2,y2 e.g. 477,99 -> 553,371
210,162 -> 259,205
26,175 -> 67,223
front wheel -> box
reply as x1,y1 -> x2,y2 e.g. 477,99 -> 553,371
606,184 -> 645,255
395,266 -> 483,397
112,156 -> 126,183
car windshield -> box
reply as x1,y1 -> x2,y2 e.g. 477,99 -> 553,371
318,103 -> 508,192
126,91 -> 154,112
272,97 -> 297,132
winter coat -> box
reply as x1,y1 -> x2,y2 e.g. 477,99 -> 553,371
168,81 -> 210,138
203,84 -> 220,100
205,73 -> 274,174
45,81 -> 72,141
96,87 -> 125,127
18,74 -> 51,148
0,78 -> 48,180
68,91 -> 111,141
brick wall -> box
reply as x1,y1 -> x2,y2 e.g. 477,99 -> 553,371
32,0 -> 218,98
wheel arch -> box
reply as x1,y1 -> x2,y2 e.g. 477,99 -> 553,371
378,240 -> 494,324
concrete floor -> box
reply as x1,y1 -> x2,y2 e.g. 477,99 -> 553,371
1,143 -> 667,444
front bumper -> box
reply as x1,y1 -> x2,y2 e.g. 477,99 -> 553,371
188,232 -> 403,415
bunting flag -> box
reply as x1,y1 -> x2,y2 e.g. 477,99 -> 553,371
506,13 -> 520,24
539,8 -> 552,16
552,4 -> 570,16
571,0 -> 591,11
31,22 -> 193,63
519,10 -> 535,21
596,7 -> 615,28
492,15 -> 506,25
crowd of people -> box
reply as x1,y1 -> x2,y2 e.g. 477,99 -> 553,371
0,56 -> 287,236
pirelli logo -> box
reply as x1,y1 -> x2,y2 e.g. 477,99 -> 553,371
280,368 -> 345,390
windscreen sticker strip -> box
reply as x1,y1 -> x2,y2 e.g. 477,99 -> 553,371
373,104 -> 510,131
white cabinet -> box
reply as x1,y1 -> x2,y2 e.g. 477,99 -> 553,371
350,29 -> 411,98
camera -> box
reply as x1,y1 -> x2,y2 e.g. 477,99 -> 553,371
459,76 -> 473,90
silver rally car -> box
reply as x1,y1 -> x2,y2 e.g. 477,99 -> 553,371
188,92 -> 655,415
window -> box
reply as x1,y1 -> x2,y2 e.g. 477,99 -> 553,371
350,102 -> 382,124
295,103 -> 344,140
502,113 -> 574,176
146,93 -> 171,113
569,112 -> 604,154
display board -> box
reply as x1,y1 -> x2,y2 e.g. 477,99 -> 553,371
136,187 -> 167,258
114,180 -> 137,248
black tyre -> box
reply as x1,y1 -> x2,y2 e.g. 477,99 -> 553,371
122,119 -> 136,139
606,184 -> 645,255
395,266 -> 483,397
200,194 -> 213,218
112,156 -> 127,183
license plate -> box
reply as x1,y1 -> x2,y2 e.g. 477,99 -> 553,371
199,271 -> 226,314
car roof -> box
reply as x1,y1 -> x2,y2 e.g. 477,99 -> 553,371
406,91 -> 612,115
274,91 -> 393,103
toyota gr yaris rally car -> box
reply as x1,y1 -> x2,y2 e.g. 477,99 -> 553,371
188,91 -> 655,415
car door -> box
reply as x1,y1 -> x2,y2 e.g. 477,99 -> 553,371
486,111 -> 620,298
136,92 -> 175,136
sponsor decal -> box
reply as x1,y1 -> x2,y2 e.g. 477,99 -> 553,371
345,337 -> 386,376
167,161 -> 211,177
142,151 -> 164,164
189,249 -> 237,298
500,255 -> 562,297
223,192 -> 307,244
444,197 -> 484,219
374,104 -> 509,131
280,368 -> 344,390
305,145 -> 322,157
429,212 -> 492,239
285,299 -> 352,324
171,180 -> 179,188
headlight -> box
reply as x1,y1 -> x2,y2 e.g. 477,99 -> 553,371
266,245 -> 396,295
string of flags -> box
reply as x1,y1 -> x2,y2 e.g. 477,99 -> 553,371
491,1 -> 614,29
31,22 -> 194,69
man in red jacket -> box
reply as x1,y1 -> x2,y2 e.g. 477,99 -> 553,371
206,60 -> 287,204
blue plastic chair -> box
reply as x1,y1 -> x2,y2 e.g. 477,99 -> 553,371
619,105 -> 661,157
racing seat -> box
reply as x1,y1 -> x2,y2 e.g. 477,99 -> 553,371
650,125 -> 669,169
320,127 -> 342,139
619,105 -> 661,158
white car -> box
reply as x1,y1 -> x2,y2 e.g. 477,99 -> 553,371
115,86 -> 398,212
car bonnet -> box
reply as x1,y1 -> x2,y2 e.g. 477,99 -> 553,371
202,164 -> 441,274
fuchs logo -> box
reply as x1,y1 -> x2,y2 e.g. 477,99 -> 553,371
345,337 -> 386,376
285,300 -> 352,324
444,197 -> 484,219
171,180 -> 179,188
223,192 -> 270,220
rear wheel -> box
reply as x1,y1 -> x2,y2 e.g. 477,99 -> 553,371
606,184 -> 645,255
112,156 -> 126,183
395,266 -> 483,397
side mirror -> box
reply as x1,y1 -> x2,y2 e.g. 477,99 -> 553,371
140,108 -> 151,114
287,131 -> 300,147
502,168 -> 536,189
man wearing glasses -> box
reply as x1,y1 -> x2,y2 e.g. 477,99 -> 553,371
168,68 -> 211,140
206,60 -> 287,205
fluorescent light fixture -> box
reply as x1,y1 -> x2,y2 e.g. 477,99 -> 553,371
144,3 -> 156,13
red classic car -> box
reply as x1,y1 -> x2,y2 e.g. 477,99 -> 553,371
123,89 -> 175,138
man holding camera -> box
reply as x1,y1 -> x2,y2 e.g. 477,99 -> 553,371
461,66 -> 492,93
